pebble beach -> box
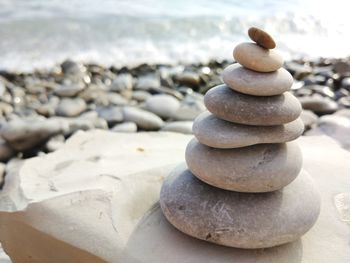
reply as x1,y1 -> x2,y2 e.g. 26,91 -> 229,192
0,56 -> 349,174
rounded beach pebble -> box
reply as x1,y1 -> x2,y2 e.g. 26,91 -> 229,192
233,43 -> 283,72
160,165 -> 320,249
185,139 -> 302,192
204,85 -> 302,126
193,112 -> 304,148
248,27 -> 276,49
222,64 -> 293,96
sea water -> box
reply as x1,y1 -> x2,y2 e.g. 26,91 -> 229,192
0,0 -> 349,71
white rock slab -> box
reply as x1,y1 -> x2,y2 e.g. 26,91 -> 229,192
0,131 -> 349,263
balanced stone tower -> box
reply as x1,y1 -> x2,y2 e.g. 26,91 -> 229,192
160,27 -> 321,249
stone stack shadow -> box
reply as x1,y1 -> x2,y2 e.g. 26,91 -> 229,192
160,28 -> 321,249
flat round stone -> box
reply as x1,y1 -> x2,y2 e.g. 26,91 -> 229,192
185,139 -> 302,192
193,112 -> 304,148
248,27 -> 276,49
160,165 -> 320,249
204,85 -> 302,126
233,43 -> 283,72
222,64 -> 293,96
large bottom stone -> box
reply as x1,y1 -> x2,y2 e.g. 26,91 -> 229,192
160,165 -> 320,249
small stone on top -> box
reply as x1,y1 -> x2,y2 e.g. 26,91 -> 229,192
248,27 -> 276,49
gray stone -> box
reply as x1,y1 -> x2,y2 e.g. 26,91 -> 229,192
173,93 -> 206,121
300,110 -> 318,130
97,106 -> 123,126
222,64 -> 293,96
193,112 -> 303,148
233,43 -> 283,72
176,72 -> 200,88
122,107 -> 164,130
299,96 -> 338,115
111,122 -> 138,133
186,139 -> 302,192
54,83 -> 85,97
135,75 -> 160,91
160,165 -> 320,248
0,139 -> 16,162
0,118 -> 65,151
61,60 -> 84,75
161,121 -> 193,134
132,90 -> 152,102
56,98 -> 87,117
145,95 -> 180,119
45,134 -> 65,152
307,115 -> 350,150
110,74 -> 133,92
108,93 -> 129,106
205,85 -> 302,126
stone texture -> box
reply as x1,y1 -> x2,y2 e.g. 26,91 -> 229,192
122,107 -> 164,130
111,122 -> 138,133
222,64 -> 293,96
0,118 -> 65,151
160,165 -> 320,249
306,115 -> 350,150
56,98 -> 87,117
193,112 -> 304,148
0,133 -> 349,262
205,85 -> 302,126
185,139 -> 302,192
233,43 -> 283,72
161,121 -> 193,134
299,96 -> 338,115
145,94 -> 180,119
300,110 -> 318,130
248,27 -> 276,49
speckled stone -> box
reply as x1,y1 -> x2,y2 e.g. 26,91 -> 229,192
160,165 -> 320,249
248,27 -> 276,49
204,85 -> 302,126
222,64 -> 293,96
185,139 -> 302,192
193,112 -> 304,148
233,43 -> 283,72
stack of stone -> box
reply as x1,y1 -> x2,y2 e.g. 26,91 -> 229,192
160,27 -> 321,249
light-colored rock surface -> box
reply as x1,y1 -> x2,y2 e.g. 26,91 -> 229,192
248,27 -> 276,49
222,64 -> 293,96
306,115 -> 350,150
56,98 -> 87,117
145,94 -> 180,119
0,118 -> 65,151
173,93 -> 206,121
0,133 -> 349,262
185,139 -> 302,192
160,165 -> 320,248
205,85 -> 302,126
122,106 -> 164,130
233,43 -> 283,72
161,121 -> 193,134
300,110 -> 318,130
111,122 -> 138,133
193,112 -> 304,148
299,96 -> 338,115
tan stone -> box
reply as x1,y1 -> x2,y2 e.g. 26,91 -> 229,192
248,27 -> 276,49
185,139 -> 302,192
222,64 -> 293,96
160,165 -> 320,249
193,112 -> 304,148
233,43 -> 283,72
204,85 -> 302,126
